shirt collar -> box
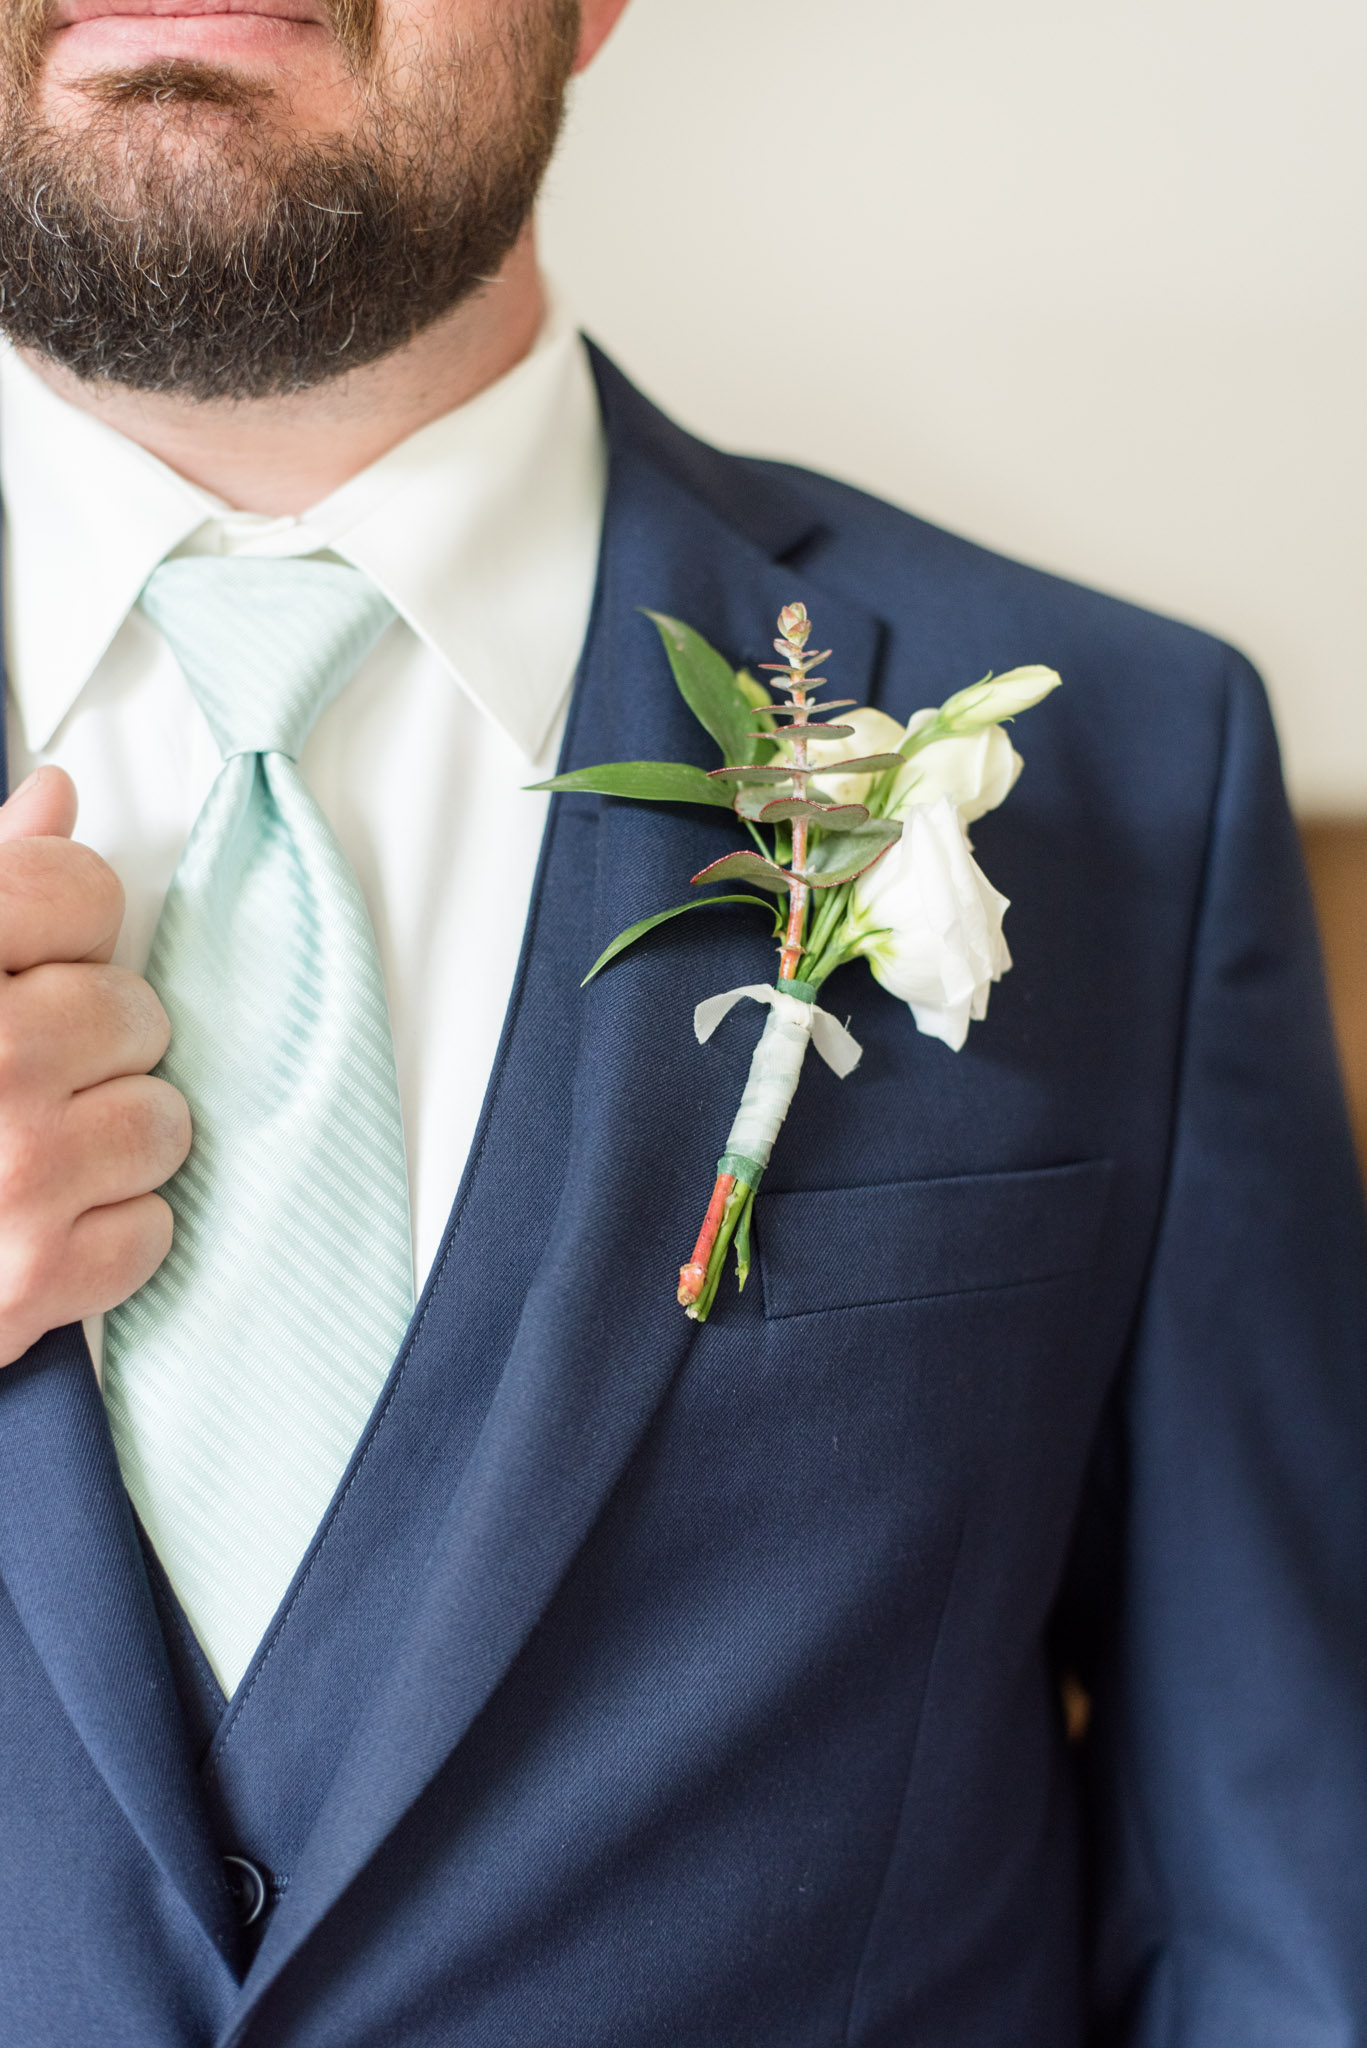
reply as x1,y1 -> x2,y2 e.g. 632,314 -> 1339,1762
0,291 -> 606,761
0,347 -> 217,754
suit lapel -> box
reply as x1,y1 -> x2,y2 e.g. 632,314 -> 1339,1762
0,1328 -> 240,1966
227,365 -> 885,2033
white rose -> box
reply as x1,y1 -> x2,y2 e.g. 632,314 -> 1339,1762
848,798 -> 1011,1050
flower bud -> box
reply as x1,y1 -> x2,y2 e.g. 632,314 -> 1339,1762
936,665 -> 1061,733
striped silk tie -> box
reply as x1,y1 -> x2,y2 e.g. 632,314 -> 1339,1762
104,557 -> 415,1695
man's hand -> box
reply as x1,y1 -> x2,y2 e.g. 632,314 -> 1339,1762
0,769 -> 190,1366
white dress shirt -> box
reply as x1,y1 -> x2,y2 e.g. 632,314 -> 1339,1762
0,297 -> 607,1369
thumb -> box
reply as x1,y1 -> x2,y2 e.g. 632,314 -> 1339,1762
0,766 -> 78,844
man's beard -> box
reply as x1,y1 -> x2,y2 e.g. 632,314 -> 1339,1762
0,2 -> 579,401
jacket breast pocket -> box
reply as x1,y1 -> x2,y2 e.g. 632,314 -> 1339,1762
755,1160 -> 1114,1321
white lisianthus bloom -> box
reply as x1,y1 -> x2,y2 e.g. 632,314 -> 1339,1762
847,798 -> 1011,1050
810,706 -> 1022,825
806,706 -> 906,809
888,723 -> 1022,823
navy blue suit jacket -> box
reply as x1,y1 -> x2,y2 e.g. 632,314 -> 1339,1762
1,350 -> 1364,2047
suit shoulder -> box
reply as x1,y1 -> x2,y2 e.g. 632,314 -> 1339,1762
735,451 -> 1243,700
588,345 -> 1254,743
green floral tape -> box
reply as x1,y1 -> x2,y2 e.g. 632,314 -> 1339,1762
776,977 -> 818,1003
718,1151 -> 766,1188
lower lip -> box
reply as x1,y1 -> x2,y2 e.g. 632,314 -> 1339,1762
50,15 -> 325,72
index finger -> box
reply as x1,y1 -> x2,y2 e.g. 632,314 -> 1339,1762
0,837 -> 126,972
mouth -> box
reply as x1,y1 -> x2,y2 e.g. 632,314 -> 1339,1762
47,1 -> 333,75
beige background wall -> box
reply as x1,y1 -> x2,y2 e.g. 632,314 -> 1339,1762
541,0 -> 1367,816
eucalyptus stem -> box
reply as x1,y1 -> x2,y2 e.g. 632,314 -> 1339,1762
779,750 -> 811,981
765,604 -> 833,981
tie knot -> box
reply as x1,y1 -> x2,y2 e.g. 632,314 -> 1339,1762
140,557 -> 396,762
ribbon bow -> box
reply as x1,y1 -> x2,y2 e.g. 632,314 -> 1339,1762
693,983 -> 863,1079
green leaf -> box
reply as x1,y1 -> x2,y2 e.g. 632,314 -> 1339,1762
775,698 -> 858,714
736,668 -> 774,716
690,850 -> 793,894
758,798 -> 871,828
708,764 -> 796,785
810,752 -> 906,776
800,817 -> 902,888
734,783 -> 791,821
530,761 -> 738,809
581,893 -> 780,985
736,675 -> 777,763
645,612 -> 758,767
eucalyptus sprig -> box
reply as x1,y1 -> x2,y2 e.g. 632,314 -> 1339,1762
537,606 -> 903,991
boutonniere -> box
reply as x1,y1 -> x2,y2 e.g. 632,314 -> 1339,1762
534,604 -> 1059,1321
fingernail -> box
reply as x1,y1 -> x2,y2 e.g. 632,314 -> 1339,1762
6,771 -> 38,803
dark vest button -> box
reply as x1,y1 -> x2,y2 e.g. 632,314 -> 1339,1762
223,1854 -> 269,1929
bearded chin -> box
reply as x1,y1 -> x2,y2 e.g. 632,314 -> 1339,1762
0,6 -> 577,401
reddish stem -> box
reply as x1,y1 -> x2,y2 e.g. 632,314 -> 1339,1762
779,685 -> 810,980
678,1171 -> 737,1306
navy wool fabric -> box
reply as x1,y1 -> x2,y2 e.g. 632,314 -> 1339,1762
0,349 -> 1363,2047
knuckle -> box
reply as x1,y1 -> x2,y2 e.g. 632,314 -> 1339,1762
0,1013 -> 26,1091
0,839 -> 122,944
140,985 -> 172,1060
62,840 -> 124,917
0,1119 -> 50,1208
171,1092 -> 192,1162
103,1080 -> 192,1175
0,1226 -> 56,1331
97,966 -> 171,1064
144,1193 -> 175,1265
100,1196 -> 174,1303
151,1083 -> 193,1169
0,963 -> 77,1074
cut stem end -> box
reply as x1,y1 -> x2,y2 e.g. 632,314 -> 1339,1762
678,1170 -> 738,1310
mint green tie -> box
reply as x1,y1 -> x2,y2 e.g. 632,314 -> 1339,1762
103,558 -> 415,1695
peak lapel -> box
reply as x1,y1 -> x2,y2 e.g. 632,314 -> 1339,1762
0,1330 -> 239,1965
227,386 -> 885,2033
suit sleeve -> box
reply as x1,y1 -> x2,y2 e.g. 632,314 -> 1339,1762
1070,652 -> 1367,2045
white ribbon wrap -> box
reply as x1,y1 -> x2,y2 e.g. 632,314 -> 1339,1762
694,984 -> 863,1078
693,985 -> 863,1181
